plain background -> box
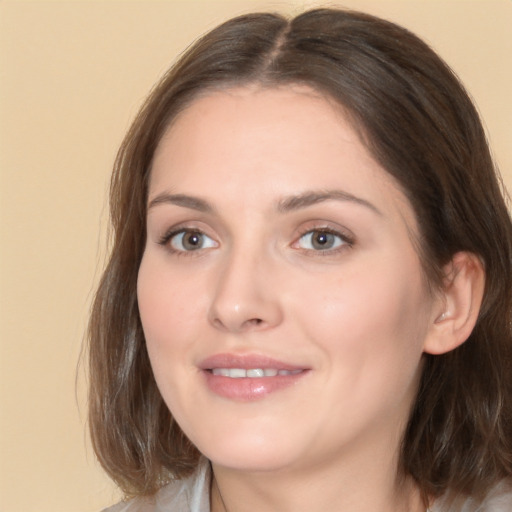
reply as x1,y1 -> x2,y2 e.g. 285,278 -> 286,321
0,1 -> 510,511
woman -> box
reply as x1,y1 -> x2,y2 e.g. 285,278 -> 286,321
89,8 -> 512,512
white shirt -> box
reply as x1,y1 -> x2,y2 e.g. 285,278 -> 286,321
103,459 -> 512,512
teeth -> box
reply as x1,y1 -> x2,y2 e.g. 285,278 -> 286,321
211,368 -> 301,378
229,368 -> 246,378
247,369 -> 265,377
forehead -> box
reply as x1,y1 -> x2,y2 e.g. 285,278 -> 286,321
152,85 -> 358,175
149,85 -> 414,225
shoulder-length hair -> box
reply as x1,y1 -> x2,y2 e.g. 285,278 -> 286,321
88,7 -> 512,501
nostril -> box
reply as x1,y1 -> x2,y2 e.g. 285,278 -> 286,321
212,318 -> 225,330
238,317 -> 265,331
210,315 -> 265,333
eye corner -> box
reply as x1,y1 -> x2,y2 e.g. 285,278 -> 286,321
158,227 -> 218,255
293,226 -> 355,255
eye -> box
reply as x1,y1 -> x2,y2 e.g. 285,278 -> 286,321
165,229 -> 217,252
296,229 -> 350,251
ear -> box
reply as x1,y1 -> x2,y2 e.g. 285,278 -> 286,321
423,252 -> 485,355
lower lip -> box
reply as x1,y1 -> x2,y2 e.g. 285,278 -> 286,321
203,370 -> 308,401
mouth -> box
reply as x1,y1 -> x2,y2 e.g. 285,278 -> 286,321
209,368 -> 303,378
199,353 -> 309,401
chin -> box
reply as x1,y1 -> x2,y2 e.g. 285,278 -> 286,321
206,450 -> 297,473
192,427 -> 303,473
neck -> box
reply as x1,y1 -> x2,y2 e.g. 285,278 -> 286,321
208,393 -> 428,512
210,451 -> 427,512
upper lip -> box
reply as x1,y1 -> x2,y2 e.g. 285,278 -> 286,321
199,353 -> 307,371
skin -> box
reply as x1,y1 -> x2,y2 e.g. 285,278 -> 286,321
137,85 -> 446,512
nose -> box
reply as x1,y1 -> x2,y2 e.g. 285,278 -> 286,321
208,249 -> 283,333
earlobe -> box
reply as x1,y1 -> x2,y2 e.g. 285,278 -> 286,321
424,252 -> 485,355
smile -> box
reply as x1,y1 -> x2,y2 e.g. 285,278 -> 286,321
200,354 -> 309,400
210,368 -> 303,378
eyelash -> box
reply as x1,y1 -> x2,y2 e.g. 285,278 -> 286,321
157,226 -> 355,256
294,226 -> 355,255
158,227 -> 216,256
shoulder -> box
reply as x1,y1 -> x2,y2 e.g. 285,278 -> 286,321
432,481 -> 512,512
475,482 -> 512,511
101,458 -> 211,512
102,495 -> 156,512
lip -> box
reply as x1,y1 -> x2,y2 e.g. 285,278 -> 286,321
199,353 -> 310,401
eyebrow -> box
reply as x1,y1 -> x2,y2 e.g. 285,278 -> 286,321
147,189 -> 381,216
277,190 -> 382,215
147,193 -> 214,213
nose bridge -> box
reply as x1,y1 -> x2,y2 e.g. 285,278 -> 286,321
209,238 -> 282,333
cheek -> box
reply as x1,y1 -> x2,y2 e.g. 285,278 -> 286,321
137,254 -> 204,359
136,254 -> 209,416
292,254 -> 431,382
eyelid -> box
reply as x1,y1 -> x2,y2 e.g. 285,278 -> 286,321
154,221 -> 354,257
292,224 -> 355,254
158,225 -> 218,254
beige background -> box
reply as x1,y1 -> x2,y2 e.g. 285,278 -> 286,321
0,1 -> 510,511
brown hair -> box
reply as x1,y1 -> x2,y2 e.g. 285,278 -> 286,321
88,7 -> 512,502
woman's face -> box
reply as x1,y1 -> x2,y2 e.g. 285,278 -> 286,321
138,85 -> 440,474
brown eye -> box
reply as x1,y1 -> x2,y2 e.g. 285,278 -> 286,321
170,230 -> 216,252
297,230 -> 347,251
